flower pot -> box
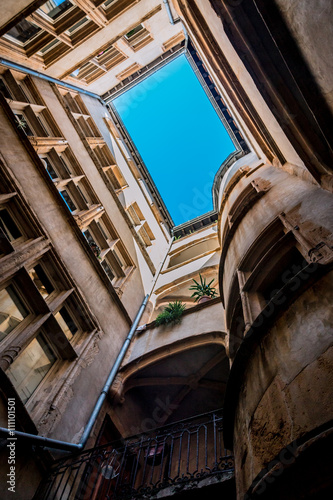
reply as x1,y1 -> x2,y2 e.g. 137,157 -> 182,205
197,295 -> 212,304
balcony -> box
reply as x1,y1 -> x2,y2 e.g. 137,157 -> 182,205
35,410 -> 234,499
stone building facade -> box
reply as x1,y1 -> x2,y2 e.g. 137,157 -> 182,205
0,1 -> 332,499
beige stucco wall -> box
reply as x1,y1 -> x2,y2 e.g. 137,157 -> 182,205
128,300 -> 226,363
32,77 -> 153,317
172,0 -> 308,173
220,164 -> 333,307
234,271 -> 333,498
0,0 -> 36,31
217,150 -> 333,498
0,104 -> 131,443
49,0 -> 183,93
275,0 -> 333,114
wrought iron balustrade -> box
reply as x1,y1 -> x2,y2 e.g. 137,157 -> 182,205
34,409 -> 233,500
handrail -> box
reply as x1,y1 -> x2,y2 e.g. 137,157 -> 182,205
34,409 -> 234,500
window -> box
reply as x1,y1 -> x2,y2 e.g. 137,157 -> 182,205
0,208 -> 22,242
60,189 -> 77,212
113,247 -> 127,269
103,0 -> 116,7
54,306 -> 78,340
41,157 -> 59,180
255,246 -> 308,306
101,259 -> 115,282
59,155 -> 73,176
97,221 -> 109,240
18,82 -> 34,103
83,229 -> 101,257
67,17 -> 89,34
0,79 -> 13,99
40,39 -> 59,54
124,24 -> 144,40
123,24 -> 153,52
6,19 -> 41,44
126,202 -> 144,226
76,185 -> 88,204
36,113 -> 51,136
14,113 -> 34,136
29,264 -> 55,299
138,222 -> 155,247
39,0 -> 74,21
6,332 -> 57,404
0,285 -> 29,342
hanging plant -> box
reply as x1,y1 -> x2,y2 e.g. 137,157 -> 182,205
189,274 -> 217,303
155,301 -> 186,326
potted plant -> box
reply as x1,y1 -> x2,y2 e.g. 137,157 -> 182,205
155,301 -> 186,326
189,274 -> 217,304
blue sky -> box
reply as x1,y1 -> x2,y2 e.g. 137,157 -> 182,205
114,55 -> 235,226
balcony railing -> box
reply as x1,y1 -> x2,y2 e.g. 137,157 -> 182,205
34,409 -> 233,500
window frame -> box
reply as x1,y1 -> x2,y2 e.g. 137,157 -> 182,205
0,280 -> 33,344
6,328 -> 59,406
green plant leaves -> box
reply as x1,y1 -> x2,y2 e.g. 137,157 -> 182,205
155,301 -> 186,326
189,274 -> 217,302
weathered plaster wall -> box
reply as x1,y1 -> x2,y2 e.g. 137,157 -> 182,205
0,105 -> 130,443
220,164 -> 333,307
128,300 -> 226,363
233,271 -> 333,498
218,156 -> 333,498
82,95 -> 171,271
172,0 -> 307,171
33,77 -> 148,319
0,0 -> 36,32
275,0 -> 333,114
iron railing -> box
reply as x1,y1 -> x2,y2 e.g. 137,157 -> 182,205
34,409 -> 233,500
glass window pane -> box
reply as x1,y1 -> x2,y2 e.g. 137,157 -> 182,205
101,260 -> 115,282
7,19 -> 41,44
54,306 -> 77,340
103,0 -> 116,7
83,230 -> 101,257
68,17 -> 88,33
97,221 -> 108,240
76,185 -> 89,204
0,209 -> 22,241
14,114 -> 34,136
125,25 -> 143,40
0,285 -> 28,342
60,190 -> 77,212
29,264 -> 55,299
113,248 -> 126,269
0,79 -> 13,99
41,157 -> 58,180
59,155 -> 72,176
40,0 -> 73,20
40,38 -> 59,54
83,229 -> 94,246
6,333 -> 56,404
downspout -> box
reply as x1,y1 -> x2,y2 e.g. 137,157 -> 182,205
0,58 -> 101,100
0,294 -> 149,452
163,0 -> 181,25
0,239 -> 174,452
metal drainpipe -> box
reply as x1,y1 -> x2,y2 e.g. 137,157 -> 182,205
0,294 -> 149,452
0,58 -> 101,101
0,238 -> 174,452
163,0 -> 181,25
